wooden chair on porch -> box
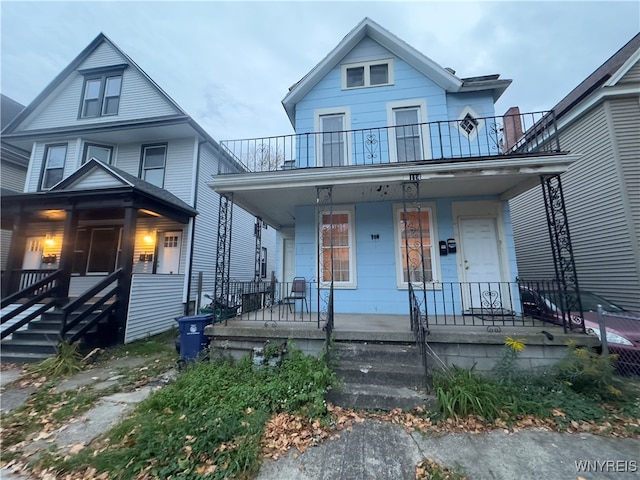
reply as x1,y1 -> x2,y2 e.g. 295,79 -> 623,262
281,277 -> 308,315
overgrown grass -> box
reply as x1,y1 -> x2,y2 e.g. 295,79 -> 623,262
54,341 -> 334,479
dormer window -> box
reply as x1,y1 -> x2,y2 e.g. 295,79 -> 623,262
78,65 -> 127,118
342,60 -> 393,89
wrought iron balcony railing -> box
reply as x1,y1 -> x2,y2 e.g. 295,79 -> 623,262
219,111 -> 559,174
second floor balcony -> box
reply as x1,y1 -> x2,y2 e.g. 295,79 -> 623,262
219,111 -> 559,175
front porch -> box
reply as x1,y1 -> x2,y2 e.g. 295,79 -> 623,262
204,311 -> 597,372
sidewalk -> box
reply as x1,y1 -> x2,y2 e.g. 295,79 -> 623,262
2,360 -> 639,480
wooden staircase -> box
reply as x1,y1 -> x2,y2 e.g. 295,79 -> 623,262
326,341 -> 435,411
0,307 -> 117,364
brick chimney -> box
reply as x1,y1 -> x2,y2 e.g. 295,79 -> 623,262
501,106 -> 523,152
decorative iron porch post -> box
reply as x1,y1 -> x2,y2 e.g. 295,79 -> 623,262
317,186 -> 333,329
254,216 -> 262,282
541,174 -> 584,331
402,176 -> 429,329
214,193 -> 233,309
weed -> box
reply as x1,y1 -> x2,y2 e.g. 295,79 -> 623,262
433,366 -> 502,422
416,457 -> 468,480
26,341 -> 84,379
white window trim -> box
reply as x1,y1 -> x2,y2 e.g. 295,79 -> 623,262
393,202 -> 441,289
314,107 -> 352,167
40,143 -> 68,191
456,106 -> 485,142
317,205 -> 357,289
386,99 -> 431,162
341,59 -> 394,89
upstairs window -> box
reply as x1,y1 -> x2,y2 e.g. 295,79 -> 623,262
82,143 -> 113,165
79,65 -> 126,118
342,60 -> 393,89
40,144 -> 67,190
140,144 -> 167,188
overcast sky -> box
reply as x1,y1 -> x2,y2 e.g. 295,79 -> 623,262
1,1 -> 639,140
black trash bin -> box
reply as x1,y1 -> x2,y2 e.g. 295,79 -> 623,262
175,314 -> 212,361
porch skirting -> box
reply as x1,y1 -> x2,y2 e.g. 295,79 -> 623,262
204,314 -> 598,371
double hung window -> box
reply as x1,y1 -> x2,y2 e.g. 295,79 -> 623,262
40,144 -> 67,190
319,208 -> 356,287
141,144 -> 167,187
83,143 -> 113,165
320,114 -> 346,167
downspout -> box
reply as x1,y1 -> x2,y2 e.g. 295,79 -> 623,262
184,139 -> 206,315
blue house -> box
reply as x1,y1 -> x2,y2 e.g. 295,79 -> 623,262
212,18 -> 578,324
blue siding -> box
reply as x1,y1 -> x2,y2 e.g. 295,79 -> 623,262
292,196 -> 518,315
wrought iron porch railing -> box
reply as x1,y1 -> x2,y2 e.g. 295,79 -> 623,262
219,111 -> 559,174
324,282 -> 334,360
206,280 -> 325,326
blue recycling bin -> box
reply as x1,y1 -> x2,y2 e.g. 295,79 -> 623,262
175,314 -> 212,361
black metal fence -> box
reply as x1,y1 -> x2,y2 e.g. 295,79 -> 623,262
219,111 -> 558,174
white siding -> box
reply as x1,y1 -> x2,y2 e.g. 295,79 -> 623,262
163,138 -> 196,204
20,42 -> 179,132
125,274 -> 184,343
619,60 -> 640,84
67,168 -> 125,189
1,161 -> 27,192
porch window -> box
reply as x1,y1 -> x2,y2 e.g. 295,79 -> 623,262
141,144 -> 167,188
83,143 -> 113,165
394,204 -> 437,286
80,72 -> 122,118
40,144 -> 67,190
72,227 -> 122,275
319,208 -> 356,287
342,60 -> 393,89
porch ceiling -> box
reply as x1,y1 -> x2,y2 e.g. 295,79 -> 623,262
209,153 -> 578,229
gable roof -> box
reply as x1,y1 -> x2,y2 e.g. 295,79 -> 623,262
281,18 -> 511,125
2,32 -> 188,135
52,158 -> 197,215
552,32 -> 640,120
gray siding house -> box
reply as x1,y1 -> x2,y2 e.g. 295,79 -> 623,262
510,33 -> 640,311
1,33 -> 276,356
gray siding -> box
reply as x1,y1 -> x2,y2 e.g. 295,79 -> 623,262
125,274 -> 185,343
1,161 -> 27,192
21,42 -> 179,132
511,99 -> 640,310
619,60 -> 640,84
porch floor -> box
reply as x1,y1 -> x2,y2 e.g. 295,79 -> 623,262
209,311 -> 580,345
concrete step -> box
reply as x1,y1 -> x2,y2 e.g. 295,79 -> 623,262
326,382 -> 434,411
332,342 -> 421,364
333,360 -> 425,388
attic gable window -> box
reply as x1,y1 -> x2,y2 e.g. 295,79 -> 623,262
78,64 -> 127,118
342,60 -> 393,89
456,106 -> 486,142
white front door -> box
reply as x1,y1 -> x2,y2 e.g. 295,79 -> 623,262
459,218 -> 510,312
157,231 -> 182,274
23,237 -> 44,269
283,238 -> 295,284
